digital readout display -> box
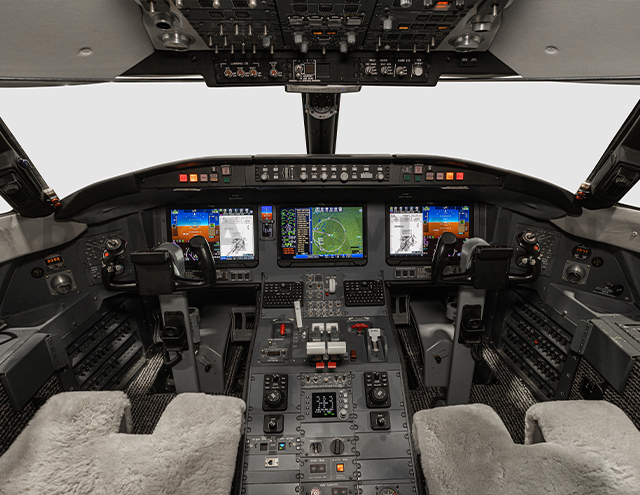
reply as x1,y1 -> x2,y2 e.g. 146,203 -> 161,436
312,392 -> 337,418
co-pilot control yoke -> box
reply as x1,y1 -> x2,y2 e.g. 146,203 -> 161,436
430,232 -> 541,405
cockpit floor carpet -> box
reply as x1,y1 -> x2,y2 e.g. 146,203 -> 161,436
469,345 -> 538,444
0,374 -> 63,457
398,323 -> 537,444
124,342 -> 249,435
125,351 -> 176,435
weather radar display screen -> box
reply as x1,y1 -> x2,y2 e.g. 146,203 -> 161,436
170,208 -> 255,261
389,205 -> 470,260
279,206 -> 364,260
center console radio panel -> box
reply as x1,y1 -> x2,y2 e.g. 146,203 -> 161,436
243,263 -> 416,494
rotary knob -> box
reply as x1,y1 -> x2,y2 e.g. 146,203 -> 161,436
260,172 -> 269,182
330,438 -> 345,455
521,232 -> 538,246
340,172 -> 349,182
320,172 -> 329,182
376,172 -> 385,181
104,238 -> 126,258
265,389 -> 282,406
370,386 -> 388,404
376,415 -> 387,427
300,172 -> 308,181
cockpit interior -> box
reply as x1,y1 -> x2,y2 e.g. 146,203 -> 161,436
2,1 -> 640,494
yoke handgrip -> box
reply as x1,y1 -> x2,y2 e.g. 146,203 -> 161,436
174,236 -> 216,289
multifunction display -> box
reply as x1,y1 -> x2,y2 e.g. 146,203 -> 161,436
280,206 -> 364,260
170,208 -> 255,261
389,205 -> 470,260
312,392 -> 337,418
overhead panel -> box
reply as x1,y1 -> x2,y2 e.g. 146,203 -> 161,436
175,0 -> 500,54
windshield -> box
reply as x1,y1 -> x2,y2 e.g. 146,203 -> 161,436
1,81 -> 640,213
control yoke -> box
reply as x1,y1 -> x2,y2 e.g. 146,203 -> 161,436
433,232 -> 541,289
101,235 -> 215,295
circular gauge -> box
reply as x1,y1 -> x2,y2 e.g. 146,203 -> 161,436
572,244 -> 591,261
31,267 -> 44,278
592,257 -> 604,267
379,488 -> 398,495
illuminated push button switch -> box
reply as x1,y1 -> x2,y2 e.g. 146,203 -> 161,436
210,173 -> 219,182
336,463 -> 345,472
426,172 -> 435,181
403,174 -> 411,181
436,172 -> 444,180
189,174 -> 198,182
179,174 -> 188,182
200,174 -> 209,182
446,172 -> 454,180
456,172 -> 464,180
221,166 -> 231,175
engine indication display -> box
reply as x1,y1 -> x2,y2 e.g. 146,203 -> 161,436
170,208 -> 255,261
389,205 -> 470,261
279,206 -> 364,261
312,392 -> 337,418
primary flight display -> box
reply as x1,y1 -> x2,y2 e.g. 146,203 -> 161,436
389,205 -> 470,260
279,206 -> 365,260
170,208 -> 255,261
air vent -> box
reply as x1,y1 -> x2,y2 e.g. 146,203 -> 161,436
233,0 -> 248,7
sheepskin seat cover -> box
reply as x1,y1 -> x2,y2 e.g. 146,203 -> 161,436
413,401 -> 640,495
0,391 -> 246,495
